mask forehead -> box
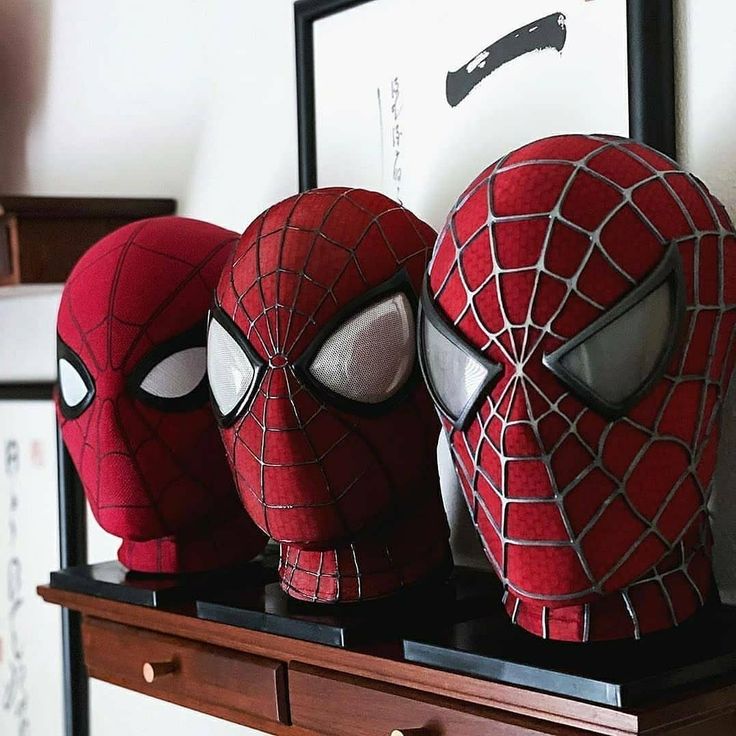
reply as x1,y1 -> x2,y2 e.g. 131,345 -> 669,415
429,135 -> 695,356
216,188 -> 435,361
58,217 -> 236,374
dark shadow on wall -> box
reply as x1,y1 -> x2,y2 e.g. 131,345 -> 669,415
711,379 -> 736,605
0,0 -> 51,192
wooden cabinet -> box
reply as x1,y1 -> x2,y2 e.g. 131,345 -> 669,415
0,196 -> 175,285
38,585 -> 736,736
289,663 -> 584,736
83,617 -> 288,729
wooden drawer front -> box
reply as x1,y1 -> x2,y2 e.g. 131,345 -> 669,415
289,663 -> 586,736
83,617 -> 288,725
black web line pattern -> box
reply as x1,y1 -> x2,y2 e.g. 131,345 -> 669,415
429,136 -> 736,637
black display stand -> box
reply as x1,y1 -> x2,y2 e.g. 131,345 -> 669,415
197,567 -> 496,647
49,558 -> 277,608
404,597 -> 736,707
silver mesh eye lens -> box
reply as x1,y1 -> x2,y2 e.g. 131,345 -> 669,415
139,347 -> 207,399
59,358 -> 89,407
207,317 -> 256,416
559,281 -> 671,405
544,245 -> 685,420
308,292 -> 415,404
421,312 -> 490,421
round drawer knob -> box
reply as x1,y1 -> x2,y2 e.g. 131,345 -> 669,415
391,730 -> 428,736
142,660 -> 177,683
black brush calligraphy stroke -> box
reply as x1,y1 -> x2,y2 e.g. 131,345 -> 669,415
446,12 -> 567,108
295,0 -> 675,189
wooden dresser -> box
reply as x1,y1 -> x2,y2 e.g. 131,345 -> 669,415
38,585 -> 736,736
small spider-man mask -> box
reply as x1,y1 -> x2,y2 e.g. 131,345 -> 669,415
421,134 -> 736,641
209,188 -> 451,603
56,217 -> 266,574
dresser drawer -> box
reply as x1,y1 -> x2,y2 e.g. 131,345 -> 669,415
289,663 -> 586,736
83,617 -> 288,725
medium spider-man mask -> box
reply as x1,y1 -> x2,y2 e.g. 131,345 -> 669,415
56,216 -> 267,574
420,134 -> 736,642
209,188 -> 452,603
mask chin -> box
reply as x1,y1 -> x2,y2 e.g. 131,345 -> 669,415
250,497 -> 386,550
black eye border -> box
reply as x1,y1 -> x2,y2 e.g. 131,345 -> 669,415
418,279 -> 503,432
207,304 -> 266,428
542,245 -> 686,421
57,337 -> 95,419
127,321 -> 210,413
293,269 -> 421,417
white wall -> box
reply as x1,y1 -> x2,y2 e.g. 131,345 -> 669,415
1,0 -> 298,232
4,1 -> 736,226
674,1 -> 736,604
676,1 -> 736,214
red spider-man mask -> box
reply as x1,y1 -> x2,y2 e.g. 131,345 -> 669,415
209,188 -> 451,602
420,134 -> 736,641
56,216 -> 266,574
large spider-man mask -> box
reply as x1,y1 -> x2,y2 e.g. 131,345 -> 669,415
420,134 -> 736,642
56,217 -> 267,574
208,188 -> 452,603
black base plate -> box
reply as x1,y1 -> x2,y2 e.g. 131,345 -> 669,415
403,598 -> 736,707
49,557 -> 277,608
196,567 -> 496,647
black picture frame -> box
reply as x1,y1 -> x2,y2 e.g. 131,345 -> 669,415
0,383 -> 88,736
294,0 -> 676,192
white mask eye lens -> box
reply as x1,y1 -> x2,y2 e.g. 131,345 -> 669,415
207,317 -> 257,418
559,281 -> 671,406
139,347 -> 207,399
59,358 -> 90,408
308,292 -> 415,404
421,311 -> 491,422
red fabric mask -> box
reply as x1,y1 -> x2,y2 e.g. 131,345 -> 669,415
420,134 -> 736,641
209,188 -> 451,602
56,216 -> 266,574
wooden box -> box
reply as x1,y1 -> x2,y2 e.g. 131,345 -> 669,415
0,196 -> 176,285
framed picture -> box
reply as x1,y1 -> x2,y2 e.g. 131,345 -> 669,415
295,0 -> 675,228
0,285 -> 89,736
0,399 -> 64,736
